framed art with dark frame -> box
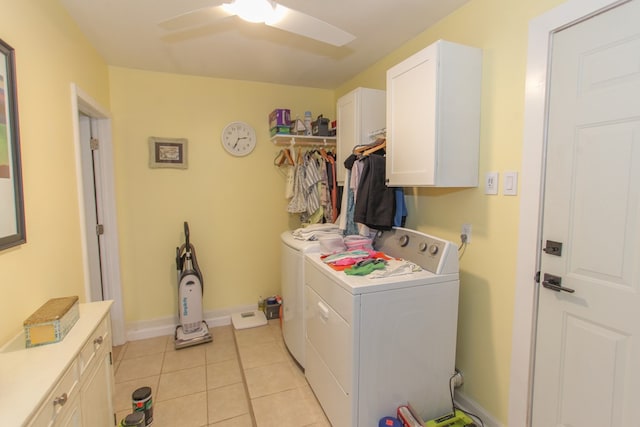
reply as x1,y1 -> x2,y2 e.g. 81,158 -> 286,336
0,39 -> 26,251
148,137 -> 188,169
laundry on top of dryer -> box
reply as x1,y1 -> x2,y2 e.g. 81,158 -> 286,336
291,223 -> 341,241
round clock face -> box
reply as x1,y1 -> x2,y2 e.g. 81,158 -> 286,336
221,121 -> 256,157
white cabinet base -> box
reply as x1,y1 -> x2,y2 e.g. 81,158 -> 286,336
0,301 -> 115,427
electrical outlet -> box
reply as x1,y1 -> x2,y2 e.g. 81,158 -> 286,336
461,223 -> 472,244
453,369 -> 464,388
485,172 -> 499,195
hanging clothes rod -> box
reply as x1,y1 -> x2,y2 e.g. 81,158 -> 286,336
271,135 -> 336,147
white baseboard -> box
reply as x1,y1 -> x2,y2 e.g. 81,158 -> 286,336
455,390 -> 505,427
125,304 -> 256,342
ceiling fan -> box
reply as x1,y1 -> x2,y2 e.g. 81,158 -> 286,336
159,0 -> 356,47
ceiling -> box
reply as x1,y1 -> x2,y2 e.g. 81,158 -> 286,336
59,0 -> 470,89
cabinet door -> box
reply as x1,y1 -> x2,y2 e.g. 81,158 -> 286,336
336,90 -> 358,185
386,40 -> 481,187
56,394 -> 81,427
28,361 -> 81,427
80,350 -> 115,427
386,43 -> 439,186
336,88 -> 386,186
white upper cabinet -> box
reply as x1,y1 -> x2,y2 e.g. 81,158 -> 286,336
336,87 -> 386,185
386,40 -> 482,187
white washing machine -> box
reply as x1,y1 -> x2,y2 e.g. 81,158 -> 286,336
304,227 -> 460,426
280,231 -> 321,368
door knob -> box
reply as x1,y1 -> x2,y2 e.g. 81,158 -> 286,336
542,273 -> 575,293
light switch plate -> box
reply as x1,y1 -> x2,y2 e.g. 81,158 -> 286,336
485,172 -> 498,195
503,171 -> 518,195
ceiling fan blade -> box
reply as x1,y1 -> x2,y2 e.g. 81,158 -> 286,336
266,5 -> 355,47
158,6 -> 232,31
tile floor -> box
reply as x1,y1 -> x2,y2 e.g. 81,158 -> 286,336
112,320 -> 330,427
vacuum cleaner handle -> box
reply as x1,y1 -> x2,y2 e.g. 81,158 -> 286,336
184,221 -> 190,248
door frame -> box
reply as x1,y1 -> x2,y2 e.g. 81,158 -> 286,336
70,83 -> 126,346
509,0 -> 629,425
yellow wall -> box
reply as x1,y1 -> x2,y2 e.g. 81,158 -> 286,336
108,67 -> 334,322
0,1 -> 110,344
0,0 -> 577,424
337,0 -> 565,423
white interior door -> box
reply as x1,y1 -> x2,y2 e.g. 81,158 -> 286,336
72,84 -> 126,346
79,113 -> 105,301
532,1 -> 640,426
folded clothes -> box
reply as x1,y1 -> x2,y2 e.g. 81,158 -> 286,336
321,251 -> 393,271
292,223 -> 341,241
321,249 -> 372,264
345,260 -> 387,276
367,260 -> 422,278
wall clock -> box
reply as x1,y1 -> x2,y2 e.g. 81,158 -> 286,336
221,121 -> 256,157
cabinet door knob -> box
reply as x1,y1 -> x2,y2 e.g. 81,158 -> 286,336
53,393 -> 68,407
94,335 -> 104,346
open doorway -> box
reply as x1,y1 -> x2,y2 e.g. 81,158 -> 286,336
71,83 -> 125,345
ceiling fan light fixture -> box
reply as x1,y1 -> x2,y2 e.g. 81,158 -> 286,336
223,0 -> 277,24
264,4 -> 287,25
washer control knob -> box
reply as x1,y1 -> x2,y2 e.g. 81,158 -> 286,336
429,244 -> 439,255
419,242 -> 428,252
399,235 -> 410,247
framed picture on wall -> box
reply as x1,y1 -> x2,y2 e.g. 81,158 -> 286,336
148,137 -> 188,169
0,38 -> 26,251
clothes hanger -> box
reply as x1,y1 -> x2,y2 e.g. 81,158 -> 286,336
363,140 -> 386,156
353,137 -> 386,154
275,147 -> 295,166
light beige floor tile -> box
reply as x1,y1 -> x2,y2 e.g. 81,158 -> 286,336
113,375 -> 160,411
115,323 -> 328,427
206,340 -> 239,364
113,344 -> 126,362
234,325 -> 276,348
244,361 -> 298,399
209,413 -> 254,427
207,358 -> 243,390
299,384 -> 330,425
252,388 -> 324,427
124,335 -> 170,359
212,325 -> 235,343
116,353 -> 164,383
304,420 -> 332,427
238,341 -> 287,369
157,365 -> 207,402
284,356 -> 306,388
208,382 -> 250,424
153,391 -> 208,427
162,345 -> 206,373
266,321 -> 284,343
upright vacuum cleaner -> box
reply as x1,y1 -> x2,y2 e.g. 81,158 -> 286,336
174,222 -> 213,349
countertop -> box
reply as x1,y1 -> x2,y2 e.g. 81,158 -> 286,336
0,300 -> 113,426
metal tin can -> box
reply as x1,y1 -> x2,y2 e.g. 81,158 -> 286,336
132,386 -> 153,426
120,411 -> 145,427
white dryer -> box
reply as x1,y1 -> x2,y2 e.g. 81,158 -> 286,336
280,231 -> 320,368
304,227 -> 460,426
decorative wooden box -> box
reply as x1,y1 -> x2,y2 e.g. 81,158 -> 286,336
24,296 -> 80,348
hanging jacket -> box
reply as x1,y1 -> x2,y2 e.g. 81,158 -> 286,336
353,154 -> 395,230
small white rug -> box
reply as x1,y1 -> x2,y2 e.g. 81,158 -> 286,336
231,310 -> 268,330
